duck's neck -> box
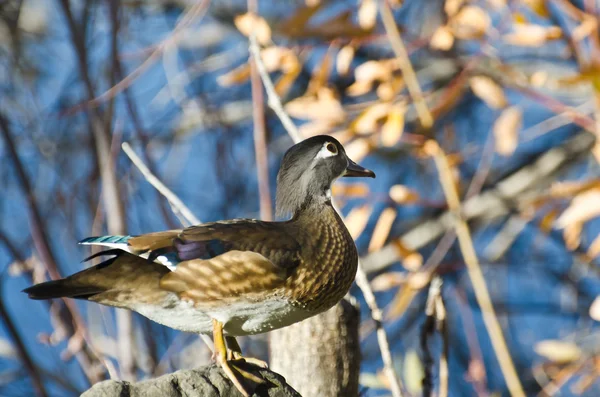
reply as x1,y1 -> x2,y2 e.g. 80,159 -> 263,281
288,193 -> 335,222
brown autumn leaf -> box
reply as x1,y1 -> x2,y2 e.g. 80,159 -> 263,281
523,0 -> 550,17
355,60 -> 395,84
285,87 -> 345,122
430,25 -> 455,50
346,79 -> 373,96
449,6 -> 490,40
344,137 -> 372,163
345,204 -> 373,239
572,16 -> 597,42
298,120 -> 338,137
503,24 -> 562,47
535,340 -> 582,364
217,64 -> 251,86
307,50 -> 333,96
493,106 -> 522,156
370,272 -> 406,292
539,208 -> 559,234
550,180 -> 600,199
332,182 -> 370,198
469,76 -> 507,109
556,188 -> 600,228
352,103 -> 391,135
358,0 -> 377,30
369,207 -> 398,252
589,296 -> 600,321
381,104 -> 405,147
376,76 -> 404,101
392,239 -> 423,270
587,234 -> 600,258
234,13 -> 271,45
336,45 -> 355,76
444,0 -> 464,17
564,221 -> 582,251
389,184 -> 419,204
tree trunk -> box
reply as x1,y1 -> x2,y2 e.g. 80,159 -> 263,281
269,298 -> 360,397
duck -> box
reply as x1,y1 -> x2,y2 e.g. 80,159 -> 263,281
23,134 -> 375,396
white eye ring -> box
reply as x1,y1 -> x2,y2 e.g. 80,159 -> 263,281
326,142 -> 338,154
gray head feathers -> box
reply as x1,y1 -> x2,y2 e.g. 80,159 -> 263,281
275,136 -> 348,217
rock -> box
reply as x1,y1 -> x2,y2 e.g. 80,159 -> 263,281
81,364 -> 301,397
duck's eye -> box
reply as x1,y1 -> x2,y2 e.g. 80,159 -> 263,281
326,143 -> 338,155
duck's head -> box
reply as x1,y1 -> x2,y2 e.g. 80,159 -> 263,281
276,135 -> 375,217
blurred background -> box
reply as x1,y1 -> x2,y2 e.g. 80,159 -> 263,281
1,0 -> 600,396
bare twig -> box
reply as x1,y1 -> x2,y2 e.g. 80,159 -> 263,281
248,12 -> 273,220
355,264 -> 405,397
121,143 -> 200,227
248,33 -> 302,143
0,112 -> 99,385
425,140 -> 526,397
0,282 -> 48,397
379,0 -> 433,128
121,142 -> 213,351
88,0 -> 210,108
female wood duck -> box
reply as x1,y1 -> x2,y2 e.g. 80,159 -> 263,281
24,135 -> 375,396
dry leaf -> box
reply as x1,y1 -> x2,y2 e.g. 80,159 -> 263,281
589,296 -> 600,321
336,45 -> 355,76
556,188 -> 600,228
493,106 -> 522,156
234,13 -> 271,45
307,50 -> 333,96
369,208 -> 398,252
450,6 -> 490,40
344,138 -> 372,163
564,221 -> 582,250
503,24 -> 562,47
572,16 -> 597,42
539,208 -> 559,234
381,104 -> 405,146
535,340 -> 582,364
404,350 -> 424,394
345,204 -> 373,239
358,0 -> 377,30
355,60 -> 394,84
376,76 -> 404,101
430,25 -> 455,50
346,79 -> 373,96
469,76 -> 507,109
587,234 -> 600,258
285,87 -> 345,122
352,103 -> 391,135
332,183 -> 370,197
530,71 -> 548,87
298,120 -> 337,137
444,0 -> 464,17
389,184 -> 419,204
217,64 -> 251,86
370,272 -> 406,291
391,239 -> 423,270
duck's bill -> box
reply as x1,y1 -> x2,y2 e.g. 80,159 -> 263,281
344,160 -> 376,178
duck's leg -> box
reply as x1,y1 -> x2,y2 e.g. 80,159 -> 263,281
226,336 -> 268,368
212,319 -> 251,397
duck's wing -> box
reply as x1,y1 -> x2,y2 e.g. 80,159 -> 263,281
128,219 -> 302,303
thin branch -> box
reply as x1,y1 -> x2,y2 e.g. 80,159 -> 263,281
425,140 -> 526,397
0,112 -> 100,385
122,143 -> 200,226
0,282 -> 48,397
379,0 -> 433,128
248,33 -> 302,143
121,142 -> 213,351
248,17 -> 272,220
355,264 -> 405,397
